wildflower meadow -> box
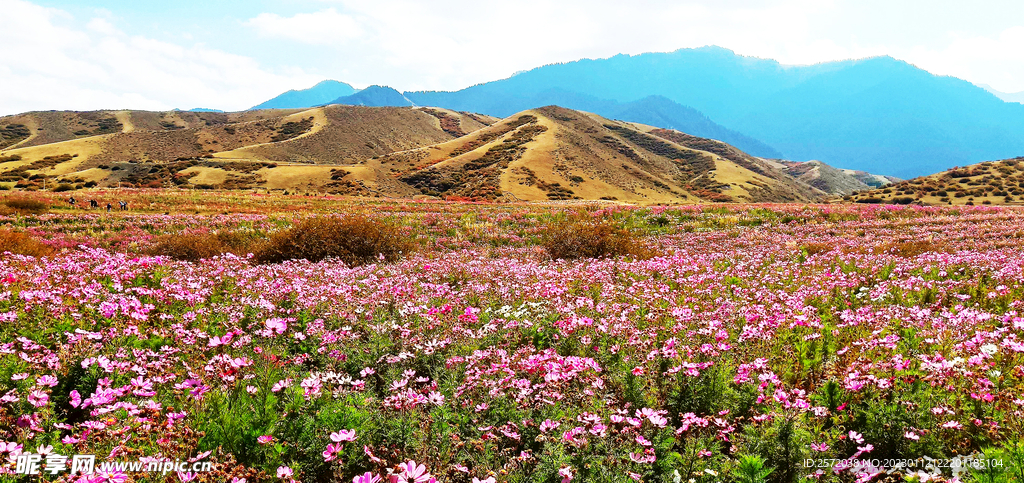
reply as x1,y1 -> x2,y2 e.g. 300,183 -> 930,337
1,192 -> 1023,482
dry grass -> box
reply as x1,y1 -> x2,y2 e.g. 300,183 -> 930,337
0,229 -> 54,257
542,218 -> 652,260
1,198 -> 50,215
149,231 -> 258,262
880,240 -> 948,258
254,216 -> 415,266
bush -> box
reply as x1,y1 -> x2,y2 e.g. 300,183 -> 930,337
0,229 -> 54,257
2,198 -> 49,214
254,216 -> 415,266
542,217 -> 652,260
149,231 -> 258,262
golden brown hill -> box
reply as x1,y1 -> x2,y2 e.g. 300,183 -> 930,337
213,106 -> 494,164
845,157 -> 1024,206
374,106 -> 828,203
0,106 -> 498,194
2,104 -> 858,203
0,109 -> 307,150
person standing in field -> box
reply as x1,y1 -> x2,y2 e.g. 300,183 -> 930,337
119,200 -> 128,211
68,196 -> 76,208
106,203 -> 112,212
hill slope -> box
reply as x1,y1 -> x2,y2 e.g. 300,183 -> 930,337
1,105 -> 881,203
406,89 -> 782,159
368,105 -> 829,203
328,86 -> 415,107
250,80 -> 357,110
0,106 -> 498,195
404,47 -> 1024,178
846,157 -> 1024,206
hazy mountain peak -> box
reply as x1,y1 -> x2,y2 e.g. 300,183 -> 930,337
250,80 -> 357,110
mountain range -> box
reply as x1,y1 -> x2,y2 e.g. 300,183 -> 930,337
0,105 -> 884,202
979,84 -> 1024,104
250,80 -> 358,110
252,47 -> 1024,179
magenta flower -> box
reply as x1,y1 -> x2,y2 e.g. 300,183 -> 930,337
323,442 -> 343,462
27,389 -> 49,407
258,435 -> 274,444
354,473 -> 382,483
266,318 -> 288,334
331,429 -> 357,442
393,460 -> 433,483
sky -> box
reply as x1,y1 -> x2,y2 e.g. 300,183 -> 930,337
1,0 -> 1023,115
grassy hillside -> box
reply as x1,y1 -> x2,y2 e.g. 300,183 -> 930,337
846,157 -> 1024,205
0,106 -> 498,195
371,106 -> 828,203
1,105 -> 894,204
404,47 -> 1024,178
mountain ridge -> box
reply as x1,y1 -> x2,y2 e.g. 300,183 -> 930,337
0,105 -> 885,203
251,80 -> 358,110
399,47 -> 1024,178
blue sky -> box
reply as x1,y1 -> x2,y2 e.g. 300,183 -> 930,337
2,0 -> 1023,115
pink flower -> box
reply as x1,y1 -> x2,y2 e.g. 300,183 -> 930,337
266,318 -> 288,334
277,466 -> 294,479
811,442 -> 829,452
323,442 -> 343,462
354,473 -> 382,483
848,431 -> 864,444
393,460 -> 432,483
473,478 -> 496,483
258,435 -> 274,445
540,419 -> 560,432
94,469 -> 128,483
272,379 -> 292,392
36,375 -> 58,387
904,431 -> 920,441
331,429 -> 357,442
559,466 -> 574,483
27,390 -> 49,407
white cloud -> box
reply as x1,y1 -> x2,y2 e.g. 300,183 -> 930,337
902,27 -> 1024,94
0,0 -> 320,115
245,0 -> 1024,94
246,8 -> 364,45
2,0 -> 1022,115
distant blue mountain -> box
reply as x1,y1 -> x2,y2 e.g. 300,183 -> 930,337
251,80 -> 357,110
326,85 -> 415,107
979,84 -> 1024,104
406,46 -> 1024,178
413,88 -> 781,158
186,108 -> 224,113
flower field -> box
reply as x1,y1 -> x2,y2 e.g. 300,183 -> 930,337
1,192 -> 1024,482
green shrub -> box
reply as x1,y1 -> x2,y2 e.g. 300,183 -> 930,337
733,454 -> 774,483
